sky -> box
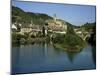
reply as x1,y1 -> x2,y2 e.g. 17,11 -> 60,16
12,0 -> 96,26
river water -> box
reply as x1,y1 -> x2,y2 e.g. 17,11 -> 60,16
12,42 -> 96,74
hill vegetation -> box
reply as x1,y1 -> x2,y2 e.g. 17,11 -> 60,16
83,22 -> 96,46
53,24 -> 86,52
12,6 -> 53,26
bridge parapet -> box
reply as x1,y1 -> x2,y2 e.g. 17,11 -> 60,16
74,29 -> 91,41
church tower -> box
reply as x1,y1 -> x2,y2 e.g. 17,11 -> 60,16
53,14 -> 57,22
30,20 -> 33,27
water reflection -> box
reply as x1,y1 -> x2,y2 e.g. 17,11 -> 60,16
91,46 -> 96,64
53,45 -> 83,63
12,42 -> 96,74
66,52 -> 79,63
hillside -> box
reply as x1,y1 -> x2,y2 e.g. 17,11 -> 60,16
12,6 -> 77,28
12,6 -> 96,30
81,22 -> 96,32
12,6 -> 53,26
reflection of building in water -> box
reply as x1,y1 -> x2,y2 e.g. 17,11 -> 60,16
46,14 -> 67,34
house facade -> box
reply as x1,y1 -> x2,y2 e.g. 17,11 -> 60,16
46,15 -> 67,34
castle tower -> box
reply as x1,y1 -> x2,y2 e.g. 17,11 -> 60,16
31,20 -> 33,24
53,14 -> 57,22
30,20 -> 33,27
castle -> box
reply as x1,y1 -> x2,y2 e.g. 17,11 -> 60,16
46,14 -> 67,34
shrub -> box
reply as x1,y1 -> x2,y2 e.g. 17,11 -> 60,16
64,34 -> 84,47
52,34 -> 65,43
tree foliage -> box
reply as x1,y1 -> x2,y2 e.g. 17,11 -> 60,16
53,24 -> 85,49
82,22 -> 96,32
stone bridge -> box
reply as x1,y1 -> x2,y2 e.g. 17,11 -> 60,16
75,30 -> 92,41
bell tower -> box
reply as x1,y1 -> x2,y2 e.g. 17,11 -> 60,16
30,20 -> 33,27
53,14 -> 57,22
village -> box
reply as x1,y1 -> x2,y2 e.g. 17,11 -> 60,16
12,14 -> 92,45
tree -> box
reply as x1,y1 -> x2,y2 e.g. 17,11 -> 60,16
42,26 -> 45,37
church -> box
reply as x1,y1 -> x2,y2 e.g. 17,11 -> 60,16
45,14 -> 67,34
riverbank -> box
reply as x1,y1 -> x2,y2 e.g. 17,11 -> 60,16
12,36 -> 50,45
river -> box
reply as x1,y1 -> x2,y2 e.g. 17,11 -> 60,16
12,42 -> 96,74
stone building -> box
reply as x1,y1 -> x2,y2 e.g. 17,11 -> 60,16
45,14 -> 67,34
